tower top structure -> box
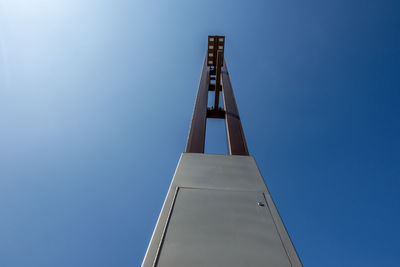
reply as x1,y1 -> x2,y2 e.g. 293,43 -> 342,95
186,35 -> 248,155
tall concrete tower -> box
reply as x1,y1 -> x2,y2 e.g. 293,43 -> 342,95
142,36 -> 302,267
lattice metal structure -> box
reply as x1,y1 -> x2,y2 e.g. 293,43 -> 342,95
142,36 -> 302,267
186,35 -> 248,155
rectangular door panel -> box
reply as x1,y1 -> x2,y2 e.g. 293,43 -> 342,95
155,188 -> 292,267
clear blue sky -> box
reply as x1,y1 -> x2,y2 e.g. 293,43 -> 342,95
1,1 -> 399,266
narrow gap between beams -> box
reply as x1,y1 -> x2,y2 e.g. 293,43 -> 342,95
208,91 -> 224,109
204,118 -> 228,155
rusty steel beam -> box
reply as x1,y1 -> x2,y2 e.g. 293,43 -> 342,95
213,51 -> 223,109
185,55 -> 209,153
221,60 -> 249,156
186,37 -> 249,156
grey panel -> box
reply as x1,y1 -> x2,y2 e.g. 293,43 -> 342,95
155,188 -> 291,267
142,153 -> 302,267
173,153 -> 268,192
